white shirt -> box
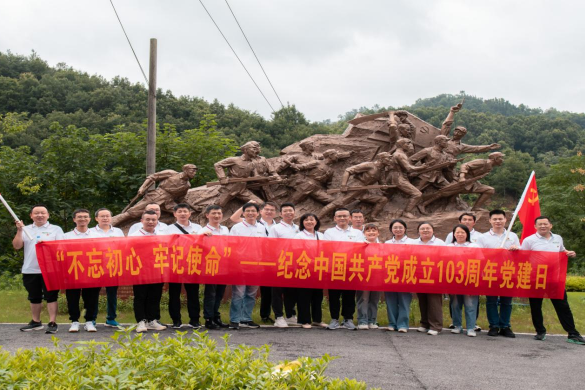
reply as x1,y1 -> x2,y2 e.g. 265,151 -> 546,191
385,236 -> 413,244
129,228 -> 158,237
444,229 -> 482,244
449,241 -> 479,248
477,229 -> 520,249
521,232 -> 566,252
323,225 -> 365,242
93,225 -> 125,238
411,236 -> 446,246
230,220 -> 267,237
21,222 -> 64,274
64,228 -> 93,240
165,221 -> 202,235
199,224 -> 229,236
269,221 -> 300,239
128,221 -> 168,235
258,218 -> 275,236
294,230 -> 324,240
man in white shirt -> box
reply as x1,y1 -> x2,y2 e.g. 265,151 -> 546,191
323,207 -> 365,330
128,203 -> 168,235
129,210 -> 167,333
165,203 -> 202,329
200,205 -> 230,330
228,202 -> 266,330
13,204 -> 64,334
63,209 -> 100,333
516,216 -> 584,345
92,208 -> 125,328
269,203 -> 300,327
350,209 -> 365,232
477,209 -> 520,338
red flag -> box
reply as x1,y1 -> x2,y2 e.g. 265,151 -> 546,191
516,172 -> 541,242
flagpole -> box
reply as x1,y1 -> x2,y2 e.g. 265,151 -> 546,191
499,171 -> 535,248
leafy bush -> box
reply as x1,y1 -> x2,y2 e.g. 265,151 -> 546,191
566,276 -> 585,292
0,331 -> 370,389
0,272 -> 23,291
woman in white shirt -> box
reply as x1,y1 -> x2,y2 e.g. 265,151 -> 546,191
448,224 -> 479,337
384,219 -> 413,332
294,213 -> 326,329
413,222 -> 445,336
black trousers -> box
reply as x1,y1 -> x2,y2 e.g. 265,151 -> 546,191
203,284 -> 226,320
272,287 -> 298,318
260,286 -> 272,319
168,282 -> 200,323
66,287 -> 101,322
328,289 -> 355,320
133,283 -> 164,322
529,290 -> 579,336
297,288 -> 323,324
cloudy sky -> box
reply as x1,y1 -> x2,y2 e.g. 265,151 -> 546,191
1,0 -> 584,121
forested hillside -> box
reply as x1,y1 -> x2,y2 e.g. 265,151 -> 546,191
0,51 -> 583,273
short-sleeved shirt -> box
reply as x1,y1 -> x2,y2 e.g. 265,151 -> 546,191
21,222 -> 64,274
230,220 -> 266,237
521,233 -> 566,252
165,221 -> 202,235
477,229 -> 519,249
269,221 -> 300,239
323,225 -> 365,242
128,221 -> 168,235
384,236 -> 414,244
199,224 -> 229,236
258,218 -> 275,236
93,225 -> 125,238
294,230 -> 324,240
411,236 -> 446,246
449,241 -> 479,248
129,229 -> 158,237
63,228 -> 93,240
444,229 -> 482,244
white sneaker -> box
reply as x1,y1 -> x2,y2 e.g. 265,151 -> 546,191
301,323 -> 312,329
136,320 -> 147,333
274,317 -> 289,328
342,319 -> 356,330
387,326 -> 396,331
357,324 -> 369,330
467,330 -> 477,337
417,327 -> 429,333
368,324 -> 379,329
451,327 -> 462,334
69,322 -> 80,333
327,319 -> 340,330
427,329 -> 439,336
147,320 -> 167,331
398,328 -> 408,333
285,316 -> 297,325
313,321 -> 329,328
85,321 -> 97,332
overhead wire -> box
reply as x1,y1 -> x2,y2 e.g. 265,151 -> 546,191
198,0 -> 277,113
223,0 -> 285,109
108,0 -> 149,84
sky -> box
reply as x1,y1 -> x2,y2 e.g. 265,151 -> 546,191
1,0 -> 584,121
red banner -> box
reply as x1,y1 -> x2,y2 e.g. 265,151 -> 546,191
36,235 -> 567,298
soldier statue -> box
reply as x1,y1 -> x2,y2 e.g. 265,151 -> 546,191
409,135 -> 454,190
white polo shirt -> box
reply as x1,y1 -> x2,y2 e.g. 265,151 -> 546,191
294,230 -> 324,240
165,221 -> 202,235
323,225 -> 365,242
411,236 -> 446,246
21,222 -> 64,274
521,232 -> 566,252
385,236 -> 414,244
259,218 -> 275,236
129,228 -> 157,237
444,229 -> 482,244
477,229 -> 519,249
449,241 -> 479,248
64,228 -> 93,240
230,220 -> 266,237
128,221 -> 168,235
269,221 -> 299,239
93,225 -> 125,238
199,223 -> 229,236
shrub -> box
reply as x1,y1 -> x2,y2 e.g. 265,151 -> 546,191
565,276 -> 585,292
0,272 -> 23,291
0,331 -> 370,389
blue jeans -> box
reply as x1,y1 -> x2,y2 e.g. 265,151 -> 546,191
229,285 -> 258,323
385,292 -> 412,330
92,286 -> 117,322
451,295 -> 478,331
486,296 -> 512,328
356,290 -> 381,325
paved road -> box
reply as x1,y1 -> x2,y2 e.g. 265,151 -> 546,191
1,324 -> 582,389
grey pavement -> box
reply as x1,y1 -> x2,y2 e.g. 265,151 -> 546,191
1,324 -> 583,389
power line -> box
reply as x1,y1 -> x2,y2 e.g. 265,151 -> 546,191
198,0 -> 276,113
108,0 -> 149,84
223,0 -> 285,109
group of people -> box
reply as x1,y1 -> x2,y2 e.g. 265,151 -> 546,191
12,202 -> 584,345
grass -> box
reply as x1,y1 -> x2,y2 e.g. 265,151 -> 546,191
2,290 -> 584,334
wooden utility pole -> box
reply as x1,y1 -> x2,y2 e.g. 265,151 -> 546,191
146,38 -> 157,178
